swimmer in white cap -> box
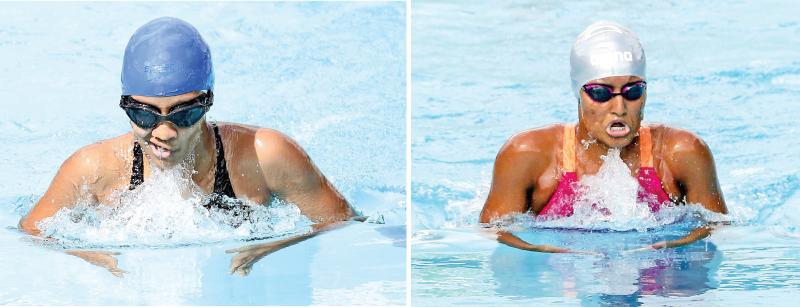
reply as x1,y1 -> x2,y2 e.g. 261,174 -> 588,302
480,21 -> 728,253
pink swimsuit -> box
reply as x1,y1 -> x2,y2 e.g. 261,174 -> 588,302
538,125 -> 672,218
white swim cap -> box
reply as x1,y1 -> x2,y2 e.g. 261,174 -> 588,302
570,21 -> 646,100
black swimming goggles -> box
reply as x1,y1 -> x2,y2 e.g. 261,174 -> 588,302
120,91 -> 213,129
581,81 -> 647,103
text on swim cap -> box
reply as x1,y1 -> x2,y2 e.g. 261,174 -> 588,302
590,51 -> 633,67
144,64 -> 175,80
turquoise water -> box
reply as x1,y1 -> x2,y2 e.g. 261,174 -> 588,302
412,0 -> 800,305
0,2 -> 405,305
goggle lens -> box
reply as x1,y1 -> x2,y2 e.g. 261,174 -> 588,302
120,92 -> 213,129
169,107 -> 207,127
582,81 -> 646,103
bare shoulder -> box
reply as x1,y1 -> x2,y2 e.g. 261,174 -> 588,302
65,133 -> 132,175
19,133 -> 133,234
228,124 -> 318,192
214,122 -> 301,155
497,124 -> 561,162
42,132 -> 133,198
651,124 -> 717,181
213,122 -> 309,172
251,127 -> 307,161
650,124 -> 712,158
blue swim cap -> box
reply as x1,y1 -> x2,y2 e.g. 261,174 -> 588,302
121,17 -> 214,96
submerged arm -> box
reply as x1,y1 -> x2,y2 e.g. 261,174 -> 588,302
625,225 -> 717,254
648,225 -> 713,249
66,250 -> 127,277
488,229 -> 575,253
226,220 -> 355,276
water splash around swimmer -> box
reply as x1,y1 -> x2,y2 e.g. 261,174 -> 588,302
36,165 -> 313,248
520,149 -> 727,231
460,149 -> 729,232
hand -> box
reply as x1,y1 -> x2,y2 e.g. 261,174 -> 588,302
66,250 -> 127,277
225,242 -> 281,276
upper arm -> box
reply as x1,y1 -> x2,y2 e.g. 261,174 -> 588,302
19,146 -> 103,235
664,129 -> 728,214
480,131 -> 550,223
255,130 -> 353,222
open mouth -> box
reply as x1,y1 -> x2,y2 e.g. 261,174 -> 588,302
606,120 -> 631,138
149,142 -> 172,159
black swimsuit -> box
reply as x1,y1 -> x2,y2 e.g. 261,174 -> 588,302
129,123 -> 249,221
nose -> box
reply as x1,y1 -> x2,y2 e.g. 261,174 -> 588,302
151,122 -> 178,143
609,95 -> 627,116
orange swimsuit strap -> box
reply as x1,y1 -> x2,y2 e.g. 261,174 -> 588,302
562,124 -> 576,172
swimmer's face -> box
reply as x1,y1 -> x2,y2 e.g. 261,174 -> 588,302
578,75 -> 646,148
129,91 -> 206,169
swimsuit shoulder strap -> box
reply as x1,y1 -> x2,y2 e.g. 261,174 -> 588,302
639,125 -> 653,168
562,124 -> 576,172
211,123 -> 236,198
129,141 -> 144,190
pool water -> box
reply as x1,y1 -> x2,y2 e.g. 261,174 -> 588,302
0,1 -> 405,305
412,0 -> 800,305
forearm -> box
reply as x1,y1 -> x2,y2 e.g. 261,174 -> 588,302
651,225 -> 714,249
227,220 -> 355,275
480,227 -> 573,253
235,220 -> 351,256
263,221 -> 343,250
497,231 -> 572,253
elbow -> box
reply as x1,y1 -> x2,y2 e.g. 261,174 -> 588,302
337,199 -> 356,221
18,216 -> 41,236
341,206 -> 357,221
478,208 -> 494,224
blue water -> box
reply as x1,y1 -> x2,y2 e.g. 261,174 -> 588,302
0,2 -> 405,305
412,0 -> 800,305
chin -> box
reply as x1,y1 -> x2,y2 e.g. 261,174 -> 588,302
147,153 -> 184,169
600,136 -> 634,149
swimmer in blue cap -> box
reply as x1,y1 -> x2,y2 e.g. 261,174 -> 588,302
480,21 -> 728,253
20,17 -> 357,276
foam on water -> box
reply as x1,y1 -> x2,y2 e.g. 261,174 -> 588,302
36,166 -> 313,248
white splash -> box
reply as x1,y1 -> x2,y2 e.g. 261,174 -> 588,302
513,149 -> 726,231
37,166 -> 313,248
572,148 -> 658,225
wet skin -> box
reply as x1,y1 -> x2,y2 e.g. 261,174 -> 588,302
19,92 -> 355,275
479,75 -> 728,253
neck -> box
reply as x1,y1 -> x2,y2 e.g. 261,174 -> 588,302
574,123 -> 640,170
189,122 -> 217,189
